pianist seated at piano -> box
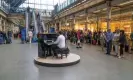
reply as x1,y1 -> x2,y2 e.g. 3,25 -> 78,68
52,31 -> 66,56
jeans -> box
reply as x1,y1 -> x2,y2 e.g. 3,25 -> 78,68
100,39 -> 104,51
29,36 -> 32,43
106,40 -> 112,54
114,44 -> 119,55
52,44 -> 59,56
120,44 -> 124,56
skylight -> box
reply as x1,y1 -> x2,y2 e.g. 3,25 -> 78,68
19,0 -> 66,10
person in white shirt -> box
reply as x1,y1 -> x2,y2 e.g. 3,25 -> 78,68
113,29 -> 120,56
28,30 -> 33,43
52,31 -> 66,56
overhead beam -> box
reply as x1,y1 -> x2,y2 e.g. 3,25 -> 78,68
24,2 -> 54,6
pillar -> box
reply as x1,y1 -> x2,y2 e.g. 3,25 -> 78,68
72,18 -> 75,30
47,23 -> 50,33
3,20 -> 6,31
0,17 -> 2,31
106,0 -> 112,30
131,13 -> 133,32
54,22 -> 56,30
96,16 -> 99,31
99,18 -> 102,31
85,16 -> 88,31
59,21 -> 61,30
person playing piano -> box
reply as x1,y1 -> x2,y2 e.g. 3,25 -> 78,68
52,31 -> 66,56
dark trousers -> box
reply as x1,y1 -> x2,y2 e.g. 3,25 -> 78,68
52,44 -> 59,56
120,44 -> 124,56
106,40 -> 112,54
88,37 -> 91,44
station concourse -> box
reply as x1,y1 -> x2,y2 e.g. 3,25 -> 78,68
0,0 -> 133,80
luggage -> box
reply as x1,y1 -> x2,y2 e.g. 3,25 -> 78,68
92,40 -> 96,45
113,45 -> 115,51
125,45 -> 129,52
70,37 -> 73,43
104,43 -> 106,47
98,40 -> 101,45
26,39 -> 29,43
6,38 -> 11,44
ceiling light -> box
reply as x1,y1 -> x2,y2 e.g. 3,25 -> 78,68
79,14 -> 85,17
119,0 -> 133,6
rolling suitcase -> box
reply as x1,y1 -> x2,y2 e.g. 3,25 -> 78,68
113,45 -> 115,51
125,45 -> 129,52
93,40 -> 96,45
6,38 -> 11,44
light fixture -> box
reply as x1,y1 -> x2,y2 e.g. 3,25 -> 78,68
119,0 -> 133,6
132,11 -> 133,15
66,23 -> 69,26
82,0 -> 86,3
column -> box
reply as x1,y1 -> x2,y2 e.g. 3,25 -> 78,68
0,17 -> 2,31
85,9 -> 88,31
12,24 -> 15,31
3,20 -> 6,31
59,21 -> 62,31
106,0 -> 112,30
72,18 -> 75,30
131,13 -> 133,32
85,15 -> 88,31
99,18 -> 102,31
96,16 -> 99,31
47,23 -> 50,33
54,22 -> 56,28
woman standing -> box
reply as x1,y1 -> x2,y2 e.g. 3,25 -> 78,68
28,30 -> 33,44
77,30 -> 81,48
118,30 -> 126,58
100,32 -> 105,51
80,30 -> 84,47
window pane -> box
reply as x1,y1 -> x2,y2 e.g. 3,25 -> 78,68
19,0 -> 65,10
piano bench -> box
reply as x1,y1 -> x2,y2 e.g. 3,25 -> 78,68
55,48 -> 70,59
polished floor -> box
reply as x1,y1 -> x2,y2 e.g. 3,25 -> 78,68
0,40 -> 133,80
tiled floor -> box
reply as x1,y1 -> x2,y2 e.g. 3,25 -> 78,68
0,40 -> 133,80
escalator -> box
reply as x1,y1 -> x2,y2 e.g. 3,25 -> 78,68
26,8 -> 46,40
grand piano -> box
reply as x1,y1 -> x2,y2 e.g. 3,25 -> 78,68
38,33 -> 58,58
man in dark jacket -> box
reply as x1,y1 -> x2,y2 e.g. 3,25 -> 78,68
118,30 -> 126,58
3,31 -> 7,44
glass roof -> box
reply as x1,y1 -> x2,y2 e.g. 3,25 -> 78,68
19,0 -> 66,10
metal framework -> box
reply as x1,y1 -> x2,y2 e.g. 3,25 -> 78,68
5,0 -> 26,8
2,0 -> 58,13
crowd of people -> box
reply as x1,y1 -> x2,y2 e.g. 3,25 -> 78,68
1,28 -> 133,59
61,29 -> 133,59
0,31 -> 12,44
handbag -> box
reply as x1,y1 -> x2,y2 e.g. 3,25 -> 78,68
77,39 -> 80,43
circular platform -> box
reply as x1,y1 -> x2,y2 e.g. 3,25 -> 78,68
34,53 -> 80,67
